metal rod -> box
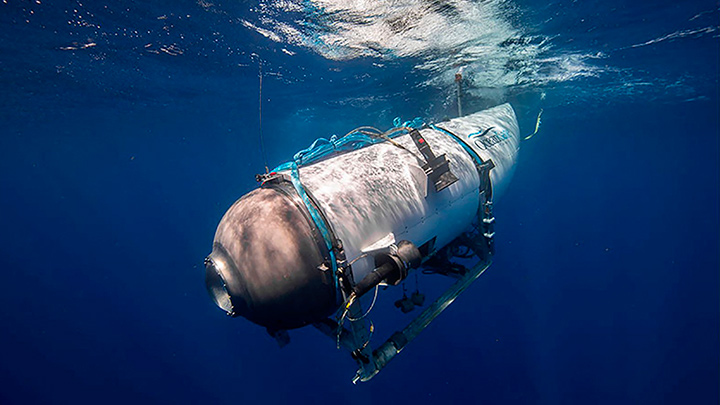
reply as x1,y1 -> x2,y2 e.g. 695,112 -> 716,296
363,257 -> 492,382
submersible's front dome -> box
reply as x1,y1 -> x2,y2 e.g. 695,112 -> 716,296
204,184 -> 338,330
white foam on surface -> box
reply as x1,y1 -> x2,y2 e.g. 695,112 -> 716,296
242,0 -> 607,94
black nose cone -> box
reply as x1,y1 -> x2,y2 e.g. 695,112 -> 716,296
206,186 -> 339,330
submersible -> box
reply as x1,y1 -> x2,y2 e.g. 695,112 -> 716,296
205,103 -> 521,380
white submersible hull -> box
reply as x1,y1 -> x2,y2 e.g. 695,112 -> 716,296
205,103 -> 520,351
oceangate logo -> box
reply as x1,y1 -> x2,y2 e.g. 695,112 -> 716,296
469,127 -> 510,150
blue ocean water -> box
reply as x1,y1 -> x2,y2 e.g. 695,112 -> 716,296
1,0 -> 718,403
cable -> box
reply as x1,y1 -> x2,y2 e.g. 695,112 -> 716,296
359,321 -> 375,351
334,284 -> 380,348
347,285 -> 379,322
348,253 -> 368,267
455,68 -> 463,117
258,60 -> 269,174
342,126 -> 383,138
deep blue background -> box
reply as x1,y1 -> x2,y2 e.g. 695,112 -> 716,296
1,1 -> 718,404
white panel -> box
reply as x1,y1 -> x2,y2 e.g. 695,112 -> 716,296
435,103 -> 521,200
282,104 -> 520,283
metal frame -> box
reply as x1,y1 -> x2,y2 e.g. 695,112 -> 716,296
313,193 -> 495,383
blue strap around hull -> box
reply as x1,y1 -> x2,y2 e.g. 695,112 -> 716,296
274,161 -> 339,292
430,124 -> 485,168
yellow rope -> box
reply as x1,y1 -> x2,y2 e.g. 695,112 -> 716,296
524,109 -> 543,140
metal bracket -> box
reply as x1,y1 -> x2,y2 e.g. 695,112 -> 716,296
409,129 -> 459,193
